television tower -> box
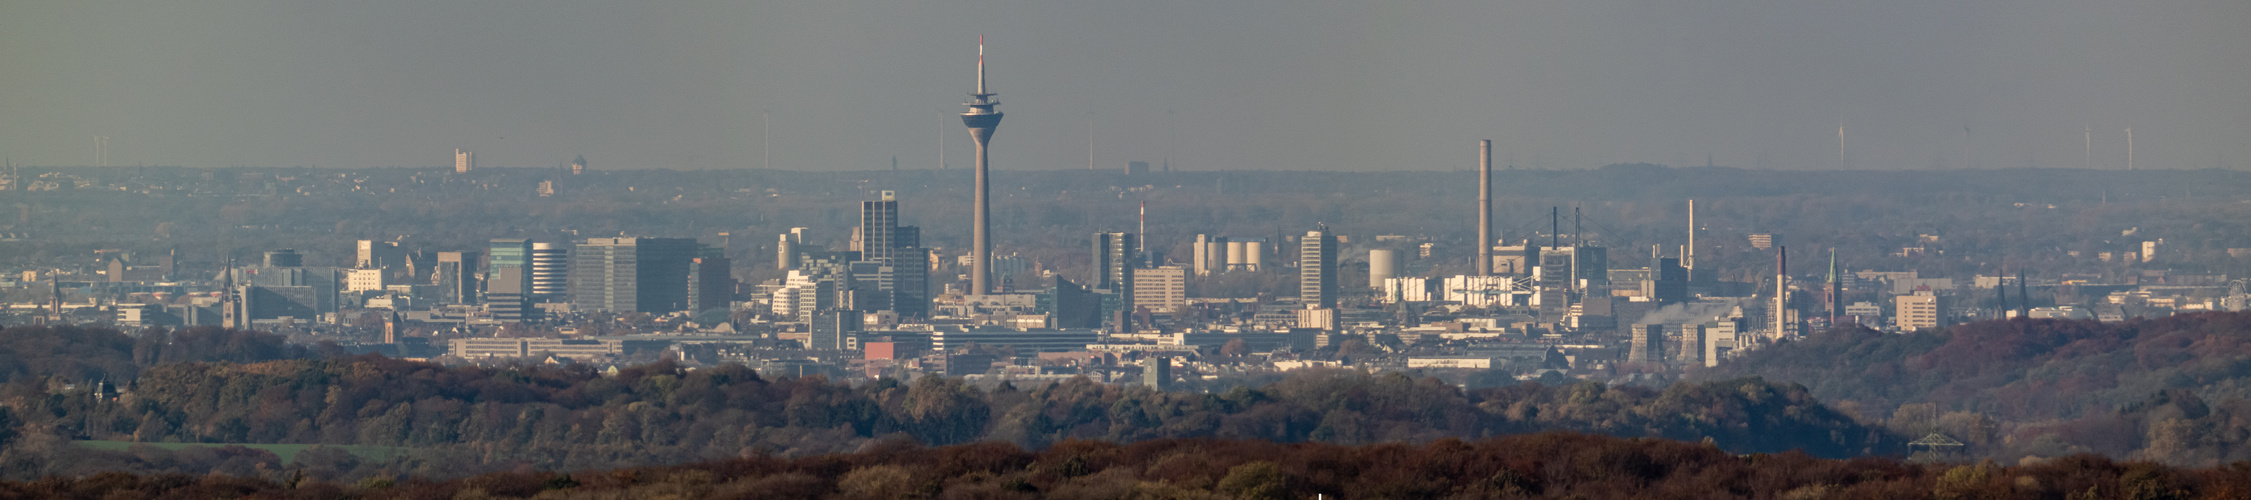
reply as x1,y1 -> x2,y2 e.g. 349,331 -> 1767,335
961,36 -> 1004,295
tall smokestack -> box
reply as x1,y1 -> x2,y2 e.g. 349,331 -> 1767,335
1774,246 -> 1788,339
1829,248 -> 1843,326
1686,199 -> 1696,273
1477,140 -> 1492,276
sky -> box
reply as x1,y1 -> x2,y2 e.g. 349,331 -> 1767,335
3,0 -> 2247,171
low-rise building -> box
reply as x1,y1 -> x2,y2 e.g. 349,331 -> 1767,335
450,337 -> 623,360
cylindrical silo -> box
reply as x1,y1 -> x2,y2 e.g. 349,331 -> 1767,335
1369,249 -> 1400,287
1244,241 -> 1264,271
1226,241 -> 1247,271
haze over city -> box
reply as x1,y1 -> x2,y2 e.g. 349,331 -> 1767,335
6,0 -> 2249,171
15,1 -> 2251,497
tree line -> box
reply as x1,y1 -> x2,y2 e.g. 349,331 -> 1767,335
3,433 -> 2245,499
0,324 -> 1897,480
1701,310 -> 2251,465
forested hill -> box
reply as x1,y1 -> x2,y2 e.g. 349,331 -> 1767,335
1699,311 -> 2251,464
0,324 -> 316,384
9,434 -> 2247,500
0,325 -> 1898,480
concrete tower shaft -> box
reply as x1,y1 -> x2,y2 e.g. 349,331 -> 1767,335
961,37 -> 1004,295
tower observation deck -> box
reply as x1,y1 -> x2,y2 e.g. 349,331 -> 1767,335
962,37 -> 1003,295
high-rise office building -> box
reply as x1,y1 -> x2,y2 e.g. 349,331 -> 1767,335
454,149 -> 474,173
487,266 -> 534,322
1092,232 -> 1137,328
1896,290 -> 1945,332
567,237 -> 700,314
487,239 -> 531,295
356,240 -> 406,272
1132,265 -> 1186,314
264,249 -> 303,268
487,239 -> 536,321
1300,228 -> 1338,309
687,253 -> 733,314
435,251 -> 479,305
861,192 -> 901,261
1573,246 -> 1610,288
530,242 -> 569,303
854,191 -> 930,317
1091,232 -> 1137,291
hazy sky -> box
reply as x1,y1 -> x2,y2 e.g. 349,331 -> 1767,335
4,0 -> 2247,171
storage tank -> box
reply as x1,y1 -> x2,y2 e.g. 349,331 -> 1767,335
1226,241 -> 1247,271
1244,241 -> 1265,271
1369,249 -> 1400,287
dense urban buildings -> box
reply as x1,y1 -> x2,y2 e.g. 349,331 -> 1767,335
568,237 -> 700,314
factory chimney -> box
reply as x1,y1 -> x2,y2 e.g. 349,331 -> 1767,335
1774,246 -> 1788,339
1477,140 -> 1492,276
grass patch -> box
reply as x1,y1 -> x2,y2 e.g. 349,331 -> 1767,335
75,441 -> 409,464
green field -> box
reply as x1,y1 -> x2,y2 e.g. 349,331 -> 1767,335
75,441 -> 410,464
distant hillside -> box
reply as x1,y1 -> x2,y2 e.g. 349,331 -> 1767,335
1700,311 -> 2251,464
13,434 -> 2247,500
0,326 -> 1899,479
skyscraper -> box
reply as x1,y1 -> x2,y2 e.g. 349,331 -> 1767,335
1300,227 -> 1338,309
435,251 -> 479,305
1091,232 -> 1137,292
1092,232 -> 1137,327
487,239 -> 535,321
356,240 -> 405,272
567,237 -> 699,314
856,190 -> 930,317
961,37 -> 1003,295
455,149 -> 473,174
687,253 -> 733,315
530,242 -> 569,303
861,191 -> 902,261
